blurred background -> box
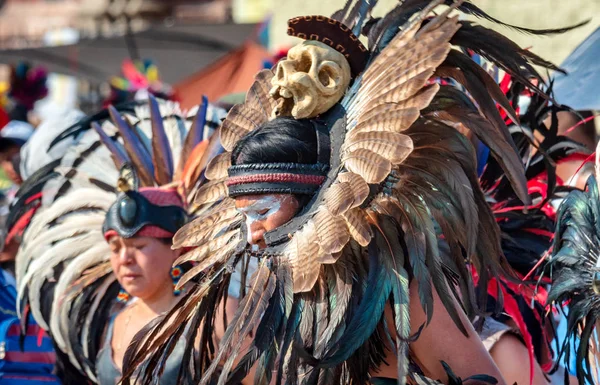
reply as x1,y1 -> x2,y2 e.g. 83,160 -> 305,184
0,0 -> 598,121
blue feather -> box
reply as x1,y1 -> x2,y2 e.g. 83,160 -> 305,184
319,233 -> 391,367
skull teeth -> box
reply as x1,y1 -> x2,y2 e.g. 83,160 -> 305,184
270,85 -> 295,118
280,87 -> 292,99
270,85 -> 293,100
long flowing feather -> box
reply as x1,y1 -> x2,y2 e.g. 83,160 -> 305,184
148,94 -> 174,185
108,105 -> 155,185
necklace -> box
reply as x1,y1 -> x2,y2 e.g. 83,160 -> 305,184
116,302 -> 136,353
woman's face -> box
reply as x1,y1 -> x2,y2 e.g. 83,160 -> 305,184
108,235 -> 180,300
234,194 -> 300,249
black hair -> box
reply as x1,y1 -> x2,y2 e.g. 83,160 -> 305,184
0,139 -> 21,154
10,152 -> 21,180
231,117 -> 319,165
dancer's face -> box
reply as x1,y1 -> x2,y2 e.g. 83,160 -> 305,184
108,235 -> 179,300
234,194 -> 300,249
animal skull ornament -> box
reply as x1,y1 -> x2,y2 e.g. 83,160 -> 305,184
270,40 -> 352,119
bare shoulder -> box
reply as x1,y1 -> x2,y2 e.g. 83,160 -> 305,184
489,333 -> 529,367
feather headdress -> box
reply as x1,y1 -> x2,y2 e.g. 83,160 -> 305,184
476,76 -> 591,381
13,96 -> 225,382
545,141 -> 600,385
122,1 -> 583,384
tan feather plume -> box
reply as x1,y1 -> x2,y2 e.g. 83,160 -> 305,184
205,152 -> 232,180
342,148 -> 392,184
324,182 -> 355,216
220,121 -> 252,152
284,221 -> 321,293
343,131 -> 414,165
349,3 -> 458,117
314,209 -> 350,254
193,178 -> 228,205
343,208 -> 373,247
173,204 -> 239,248
359,1 -> 439,83
245,69 -> 277,116
174,229 -> 240,266
220,104 -> 268,151
352,108 -> 420,135
352,84 -> 440,124
337,172 -> 370,208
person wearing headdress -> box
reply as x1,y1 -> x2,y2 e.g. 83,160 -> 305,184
0,62 -> 50,262
0,64 -> 61,385
11,95 -> 226,384
475,73 -> 589,385
96,181 -> 189,385
119,1 -> 578,384
104,59 -> 174,107
543,141 -> 600,385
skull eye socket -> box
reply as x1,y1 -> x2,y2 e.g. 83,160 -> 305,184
296,51 -> 313,73
318,65 -> 337,88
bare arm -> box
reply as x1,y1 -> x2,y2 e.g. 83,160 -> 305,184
490,334 -> 549,385
408,280 -> 507,385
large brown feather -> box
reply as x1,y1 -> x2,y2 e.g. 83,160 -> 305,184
205,152 -> 232,181
173,204 -> 239,248
353,108 -> 420,136
175,234 -> 240,289
353,84 -> 439,124
324,182 -> 354,216
342,148 -> 392,184
314,209 -> 350,254
245,69 -> 277,116
285,221 -> 321,293
344,131 -> 414,164
337,172 -> 370,208
193,178 -> 228,205
148,94 -> 174,185
343,208 -> 373,247
201,260 -> 275,384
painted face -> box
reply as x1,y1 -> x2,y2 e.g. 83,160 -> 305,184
234,194 -> 301,249
108,235 -> 180,300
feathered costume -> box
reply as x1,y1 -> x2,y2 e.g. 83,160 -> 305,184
477,73 -> 591,381
11,96 -> 225,383
118,1 -> 582,384
4,62 -> 48,123
105,59 -> 174,107
545,144 -> 600,385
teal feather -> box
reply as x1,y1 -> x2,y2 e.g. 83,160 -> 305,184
319,231 -> 392,367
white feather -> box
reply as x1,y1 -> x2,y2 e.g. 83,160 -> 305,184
51,241 -> 109,351
19,228 -> 104,327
